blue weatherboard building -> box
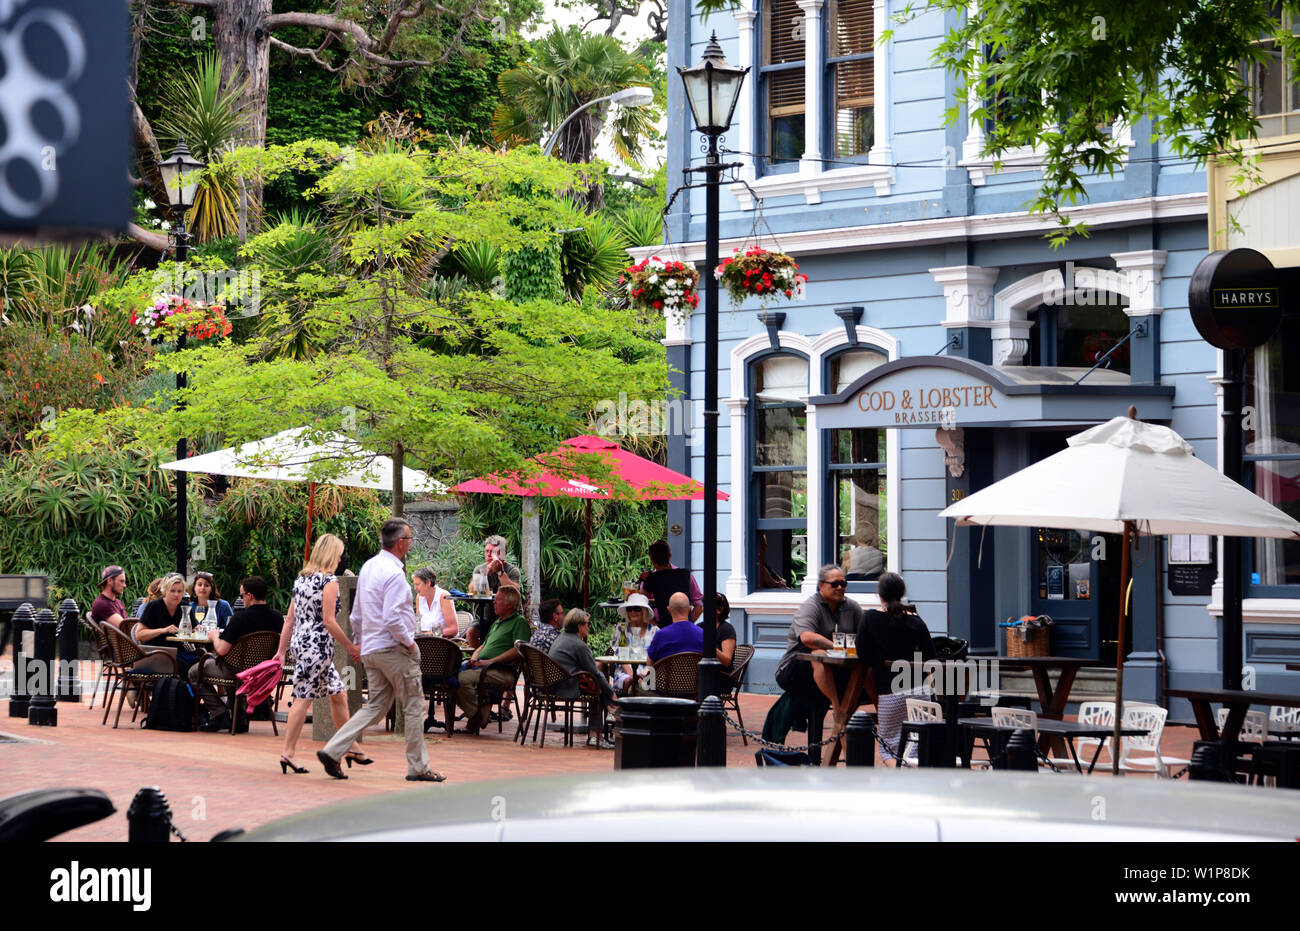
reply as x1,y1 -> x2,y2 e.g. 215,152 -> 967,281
628,0 -> 1300,716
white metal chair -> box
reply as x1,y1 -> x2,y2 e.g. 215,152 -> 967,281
991,706 -> 1037,734
1049,700 -> 1114,770
899,699 -> 945,764
1270,706 -> 1300,739
1217,707 -> 1269,742
905,699 -> 943,723
1115,705 -> 1188,778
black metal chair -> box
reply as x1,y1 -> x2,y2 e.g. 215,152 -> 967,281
651,651 -> 702,700
717,644 -> 755,745
191,630 -> 283,733
100,625 -> 177,728
516,643 -> 598,747
417,635 -> 462,737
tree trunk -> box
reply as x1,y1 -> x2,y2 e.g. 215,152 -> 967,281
214,0 -> 272,224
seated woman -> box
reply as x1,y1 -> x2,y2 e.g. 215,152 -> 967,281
612,592 -> 656,695
412,567 -> 458,638
548,609 -> 617,748
712,592 -> 738,671
856,572 -> 935,766
188,571 -> 233,630
134,573 -> 199,675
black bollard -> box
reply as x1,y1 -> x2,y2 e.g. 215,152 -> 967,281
696,695 -> 727,767
8,603 -> 34,718
127,787 -> 173,843
27,609 -> 58,726
57,598 -> 81,703
1188,742 -> 1227,782
846,711 -> 876,766
1004,728 -> 1038,771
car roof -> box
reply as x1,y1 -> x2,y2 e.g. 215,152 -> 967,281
235,768 -> 1300,842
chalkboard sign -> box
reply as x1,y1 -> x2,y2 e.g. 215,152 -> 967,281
1168,563 -> 1216,597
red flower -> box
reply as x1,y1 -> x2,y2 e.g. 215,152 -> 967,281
653,300 -> 662,309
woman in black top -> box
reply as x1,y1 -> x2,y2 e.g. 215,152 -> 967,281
856,572 -> 935,765
712,593 -> 738,670
135,573 -> 199,675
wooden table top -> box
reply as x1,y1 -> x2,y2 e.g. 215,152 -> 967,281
1166,687 -> 1300,707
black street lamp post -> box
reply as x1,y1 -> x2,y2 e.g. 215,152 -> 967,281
678,34 -> 748,702
158,138 -> 204,576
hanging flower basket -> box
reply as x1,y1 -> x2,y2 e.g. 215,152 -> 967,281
131,294 -> 232,342
619,256 -> 700,320
715,247 -> 808,307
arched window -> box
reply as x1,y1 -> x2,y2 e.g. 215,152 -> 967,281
751,352 -> 809,589
824,347 -> 888,586
1025,300 -> 1131,373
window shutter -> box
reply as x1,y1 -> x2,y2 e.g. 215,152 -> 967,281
769,68 -> 805,117
835,58 -> 873,110
766,0 -> 804,65
829,0 -> 873,59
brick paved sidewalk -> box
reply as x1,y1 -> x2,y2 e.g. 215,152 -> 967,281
0,651 -> 1199,841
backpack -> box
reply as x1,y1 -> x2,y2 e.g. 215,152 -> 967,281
142,677 -> 194,731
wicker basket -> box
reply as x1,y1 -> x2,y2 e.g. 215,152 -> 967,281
1005,621 -> 1050,657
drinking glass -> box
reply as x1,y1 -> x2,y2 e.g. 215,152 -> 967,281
832,630 -> 846,653
845,634 -> 857,658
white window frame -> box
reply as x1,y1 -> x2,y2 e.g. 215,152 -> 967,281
726,323 -> 900,612
731,0 -> 894,209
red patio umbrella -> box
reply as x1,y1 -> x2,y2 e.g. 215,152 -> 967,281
452,435 -> 729,608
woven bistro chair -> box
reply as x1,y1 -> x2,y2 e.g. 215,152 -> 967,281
516,643 -> 597,747
101,625 -> 177,728
417,635 -> 463,737
471,642 -> 523,734
82,614 -> 117,711
651,651 -> 702,700
192,631 -> 282,734
717,644 -> 755,745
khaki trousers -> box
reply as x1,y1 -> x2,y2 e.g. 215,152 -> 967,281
455,665 -> 517,723
323,646 -> 430,777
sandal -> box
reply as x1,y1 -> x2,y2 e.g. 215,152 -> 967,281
344,750 -> 374,767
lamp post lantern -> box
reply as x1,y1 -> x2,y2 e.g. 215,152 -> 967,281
541,86 -> 656,158
159,138 -> 204,576
678,34 -> 747,702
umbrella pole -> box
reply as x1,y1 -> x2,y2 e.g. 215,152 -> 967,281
1111,519 -> 1132,776
583,500 -> 592,612
305,482 -> 316,564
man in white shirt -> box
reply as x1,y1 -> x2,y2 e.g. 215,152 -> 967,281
318,518 -> 446,783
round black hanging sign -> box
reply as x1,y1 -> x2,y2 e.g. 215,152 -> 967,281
1188,248 -> 1282,350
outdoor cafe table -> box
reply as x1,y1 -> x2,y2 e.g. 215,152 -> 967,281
989,655 -> 1109,754
957,717 -> 1146,774
796,652 -> 877,767
1165,687 -> 1300,747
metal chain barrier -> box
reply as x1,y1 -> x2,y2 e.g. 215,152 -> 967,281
169,821 -> 188,843
718,708 -> 845,754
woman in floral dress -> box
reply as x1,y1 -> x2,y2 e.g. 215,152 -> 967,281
275,534 -> 366,774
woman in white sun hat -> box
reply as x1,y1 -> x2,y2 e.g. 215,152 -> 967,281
613,592 -> 657,694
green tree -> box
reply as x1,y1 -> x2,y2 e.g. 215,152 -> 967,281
51,142 -> 668,511
493,27 -> 662,168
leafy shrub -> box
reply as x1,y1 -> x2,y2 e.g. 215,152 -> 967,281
0,324 -> 130,452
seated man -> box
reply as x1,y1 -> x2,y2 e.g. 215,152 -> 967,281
529,598 -> 565,655
455,583 -> 531,734
646,592 -> 704,663
190,576 -> 285,731
466,534 -> 523,649
764,565 -> 863,742
548,608 -> 616,748
91,565 -> 129,629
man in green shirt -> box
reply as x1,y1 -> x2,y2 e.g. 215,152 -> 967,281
456,583 -> 530,734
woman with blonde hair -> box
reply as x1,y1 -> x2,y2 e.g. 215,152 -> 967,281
274,534 -> 367,774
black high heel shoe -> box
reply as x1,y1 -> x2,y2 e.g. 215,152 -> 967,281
279,756 -> 309,774
344,750 -> 373,767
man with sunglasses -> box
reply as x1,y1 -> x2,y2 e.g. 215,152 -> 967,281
773,565 -> 863,713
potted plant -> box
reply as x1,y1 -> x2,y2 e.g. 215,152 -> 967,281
619,256 -> 700,321
715,246 -> 808,308
131,294 -> 232,342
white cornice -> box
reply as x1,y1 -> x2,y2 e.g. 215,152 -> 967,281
731,162 -> 896,209
631,192 -> 1208,263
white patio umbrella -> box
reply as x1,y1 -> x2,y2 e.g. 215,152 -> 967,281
938,413 -> 1300,774
160,427 -> 445,560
